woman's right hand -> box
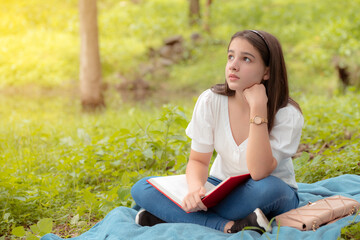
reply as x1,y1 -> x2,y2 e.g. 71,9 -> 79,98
182,186 -> 208,213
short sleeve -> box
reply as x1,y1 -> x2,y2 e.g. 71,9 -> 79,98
270,104 -> 304,163
185,90 -> 215,153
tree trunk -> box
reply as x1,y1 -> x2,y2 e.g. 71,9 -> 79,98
203,0 -> 212,33
79,0 -> 105,111
189,0 -> 200,26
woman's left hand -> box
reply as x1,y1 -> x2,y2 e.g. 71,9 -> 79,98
243,84 -> 268,109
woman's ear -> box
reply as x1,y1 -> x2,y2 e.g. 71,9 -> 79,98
263,67 -> 270,81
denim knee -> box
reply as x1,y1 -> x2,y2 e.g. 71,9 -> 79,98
131,177 -> 151,206
212,175 -> 297,220
252,176 -> 299,218
255,176 -> 296,200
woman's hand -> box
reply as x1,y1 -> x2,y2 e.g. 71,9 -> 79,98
182,186 -> 208,213
243,83 -> 268,109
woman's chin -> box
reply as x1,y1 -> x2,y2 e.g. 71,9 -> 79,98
227,83 -> 244,92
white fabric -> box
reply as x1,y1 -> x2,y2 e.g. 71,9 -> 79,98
185,89 -> 304,189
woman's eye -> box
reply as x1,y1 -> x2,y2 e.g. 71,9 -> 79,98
228,55 -> 234,60
244,57 -> 251,63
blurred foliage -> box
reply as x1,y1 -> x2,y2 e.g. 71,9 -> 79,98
0,0 -> 360,93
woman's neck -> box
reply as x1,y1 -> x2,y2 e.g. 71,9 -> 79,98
232,91 -> 249,111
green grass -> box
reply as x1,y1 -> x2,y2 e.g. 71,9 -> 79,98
295,91 -> 360,183
1,91 -> 360,238
0,92 -> 194,238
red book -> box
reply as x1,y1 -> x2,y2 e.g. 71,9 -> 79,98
147,173 -> 250,209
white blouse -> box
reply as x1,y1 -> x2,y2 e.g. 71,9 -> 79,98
185,89 -> 304,189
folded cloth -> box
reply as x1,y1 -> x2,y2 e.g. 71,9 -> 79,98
41,174 -> 360,240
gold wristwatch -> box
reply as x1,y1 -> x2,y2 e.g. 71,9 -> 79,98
250,115 -> 268,125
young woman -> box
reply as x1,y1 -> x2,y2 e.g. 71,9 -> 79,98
131,30 -> 304,234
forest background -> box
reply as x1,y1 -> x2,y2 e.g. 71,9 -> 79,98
1,0 -> 360,239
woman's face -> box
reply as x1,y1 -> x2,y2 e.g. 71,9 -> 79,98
225,37 -> 269,92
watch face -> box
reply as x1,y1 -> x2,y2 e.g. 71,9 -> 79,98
254,116 -> 262,124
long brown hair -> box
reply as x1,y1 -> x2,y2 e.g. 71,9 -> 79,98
211,30 -> 302,132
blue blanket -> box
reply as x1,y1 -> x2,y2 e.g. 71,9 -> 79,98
42,174 -> 360,240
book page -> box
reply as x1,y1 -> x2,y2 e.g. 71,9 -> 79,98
204,181 -> 217,193
149,175 -> 188,205
148,175 -> 216,206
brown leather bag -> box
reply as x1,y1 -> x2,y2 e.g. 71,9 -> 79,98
275,195 -> 360,231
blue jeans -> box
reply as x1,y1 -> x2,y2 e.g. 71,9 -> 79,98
131,175 -> 299,232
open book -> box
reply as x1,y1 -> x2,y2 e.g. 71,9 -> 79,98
147,173 -> 250,209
